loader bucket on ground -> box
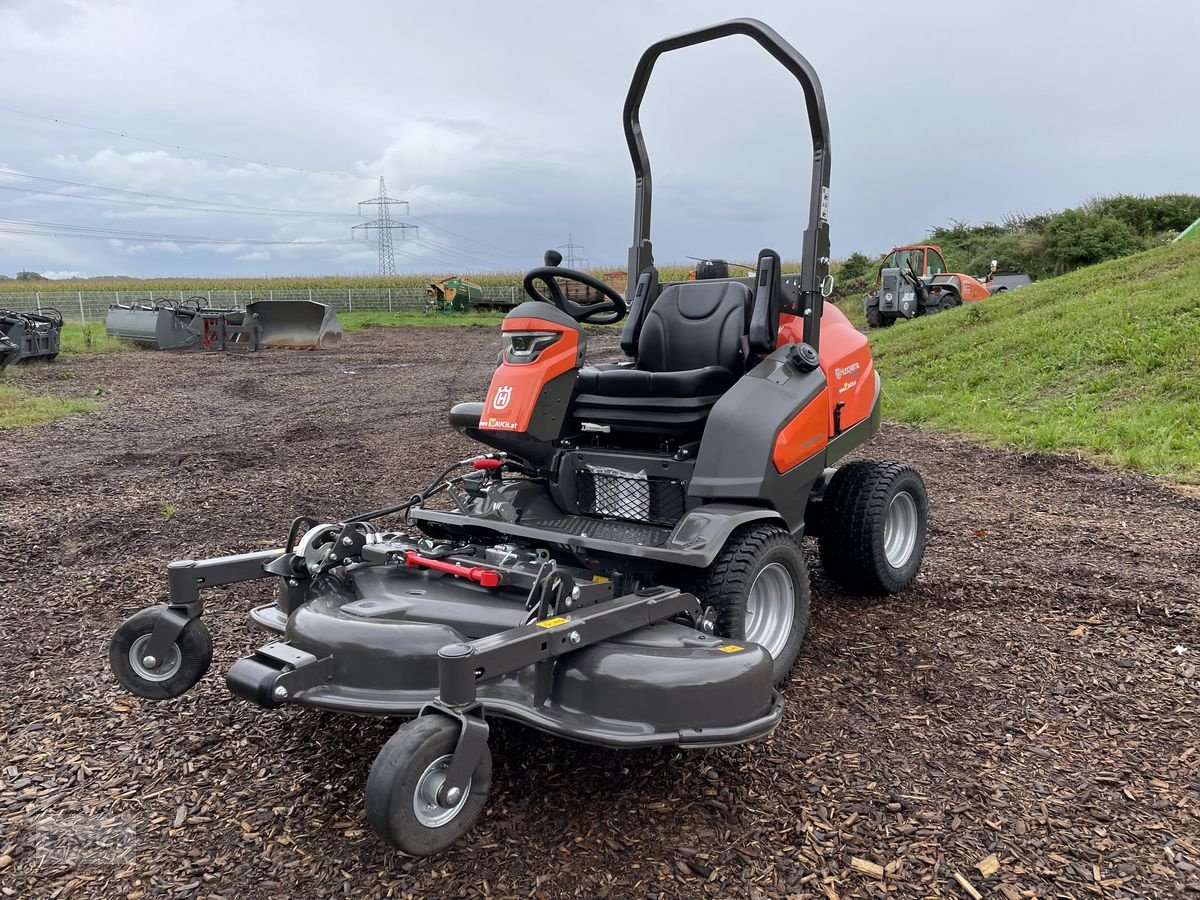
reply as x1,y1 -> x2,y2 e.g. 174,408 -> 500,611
0,332 -> 19,369
1,308 -> 64,366
104,305 -> 202,350
246,300 -> 341,349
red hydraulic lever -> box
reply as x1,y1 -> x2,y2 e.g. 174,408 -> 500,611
403,551 -> 501,587
473,458 -> 503,470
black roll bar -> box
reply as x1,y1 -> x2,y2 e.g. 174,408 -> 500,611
622,18 -> 831,349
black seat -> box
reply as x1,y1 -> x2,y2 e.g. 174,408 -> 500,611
574,279 -> 751,432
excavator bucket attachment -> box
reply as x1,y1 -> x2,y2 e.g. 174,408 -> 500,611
105,304 -> 202,350
0,308 -> 64,368
105,299 -> 341,351
0,331 -> 19,369
246,300 -> 341,349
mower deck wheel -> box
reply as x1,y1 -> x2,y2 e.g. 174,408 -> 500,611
109,607 -> 213,699
365,716 -> 493,857
698,524 -> 811,686
818,460 -> 928,595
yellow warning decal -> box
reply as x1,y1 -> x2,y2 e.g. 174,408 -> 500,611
717,644 -> 744,653
591,575 -> 610,583
536,617 -> 569,628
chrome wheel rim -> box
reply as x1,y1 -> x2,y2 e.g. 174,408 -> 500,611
412,754 -> 470,828
129,634 -> 182,682
883,491 -> 919,568
744,562 -> 796,659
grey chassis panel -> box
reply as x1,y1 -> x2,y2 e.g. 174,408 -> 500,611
690,343 -> 830,532
410,498 -> 783,568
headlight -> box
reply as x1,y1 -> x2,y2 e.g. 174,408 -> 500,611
503,331 -> 560,363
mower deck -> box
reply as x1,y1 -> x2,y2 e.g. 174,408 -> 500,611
155,539 -> 780,748
241,597 -> 782,747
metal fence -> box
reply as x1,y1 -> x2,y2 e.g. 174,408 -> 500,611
0,284 -> 529,324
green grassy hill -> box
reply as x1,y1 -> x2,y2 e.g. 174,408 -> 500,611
869,239 -> 1200,483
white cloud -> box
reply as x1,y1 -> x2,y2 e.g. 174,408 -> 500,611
41,270 -> 87,279
0,0 -> 1197,276
237,251 -> 270,262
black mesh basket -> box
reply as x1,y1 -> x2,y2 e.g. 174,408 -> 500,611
575,468 -> 686,527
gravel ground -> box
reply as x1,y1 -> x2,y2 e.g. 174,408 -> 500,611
1,326 -> 1198,899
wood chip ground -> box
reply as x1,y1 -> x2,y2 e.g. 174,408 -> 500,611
1,326 -> 1197,898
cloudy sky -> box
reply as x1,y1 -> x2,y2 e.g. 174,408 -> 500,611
0,0 -> 1196,279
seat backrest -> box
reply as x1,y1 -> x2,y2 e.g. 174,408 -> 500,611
637,280 -> 751,374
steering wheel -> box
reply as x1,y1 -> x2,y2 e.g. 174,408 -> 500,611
522,266 -> 628,325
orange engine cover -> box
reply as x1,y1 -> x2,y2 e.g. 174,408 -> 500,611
479,316 -> 581,433
777,305 -> 876,438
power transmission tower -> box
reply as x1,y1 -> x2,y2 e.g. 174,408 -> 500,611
556,233 -> 590,269
352,177 -> 418,275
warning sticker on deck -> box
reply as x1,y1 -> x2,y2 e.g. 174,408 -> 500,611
717,644 -> 744,653
536,617 -> 569,628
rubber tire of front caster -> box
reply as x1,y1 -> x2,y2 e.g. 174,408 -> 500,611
108,607 -> 213,700
697,524 -> 811,686
365,716 -> 492,857
818,460 -> 928,595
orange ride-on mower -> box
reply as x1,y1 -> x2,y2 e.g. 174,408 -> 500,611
109,19 -> 928,857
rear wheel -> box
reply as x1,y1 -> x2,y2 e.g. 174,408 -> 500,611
698,524 -> 810,685
866,307 -> 883,328
818,460 -> 928,595
938,296 -> 957,312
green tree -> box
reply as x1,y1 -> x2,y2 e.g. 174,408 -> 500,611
1044,210 -> 1142,273
15,271 -> 46,281
1084,194 -> 1200,238
838,252 -> 876,281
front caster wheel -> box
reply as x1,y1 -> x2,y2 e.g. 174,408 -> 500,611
109,607 -> 213,699
365,716 -> 492,857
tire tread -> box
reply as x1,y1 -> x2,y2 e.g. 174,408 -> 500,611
818,460 -> 927,595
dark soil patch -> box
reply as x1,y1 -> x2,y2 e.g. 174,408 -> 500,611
2,328 -> 1197,899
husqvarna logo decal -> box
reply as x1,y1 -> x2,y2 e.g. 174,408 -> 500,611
493,385 -> 513,410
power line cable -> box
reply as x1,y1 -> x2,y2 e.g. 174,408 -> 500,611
407,213 -> 525,257
0,216 -> 355,246
0,183 -> 357,218
0,219 -> 506,269
413,235 -> 512,270
0,168 -> 359,216
0,103 -> 367,179
0,169 -> 533,266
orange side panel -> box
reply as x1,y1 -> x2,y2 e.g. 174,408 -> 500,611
772,388 -> 829,473
778,306 -> 877,436
478,320 -> 579,432
955,274 -> 990,301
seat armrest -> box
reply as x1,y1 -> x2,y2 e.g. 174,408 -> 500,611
749,248 -> 782,355
620,266 -> 658,357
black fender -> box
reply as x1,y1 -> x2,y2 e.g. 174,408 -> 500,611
663,504 -> 788,567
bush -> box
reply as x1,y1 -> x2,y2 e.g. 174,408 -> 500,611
1044,210 -> 1142,273
1082,194 -> 1200,238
